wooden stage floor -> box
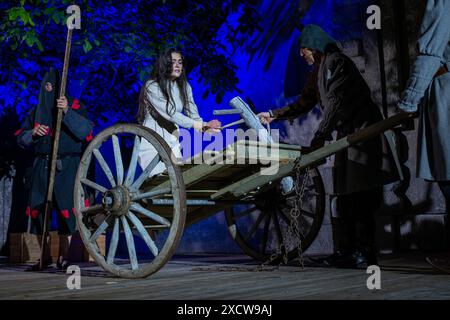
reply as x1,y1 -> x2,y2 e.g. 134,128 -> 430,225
0,253 -> 449,300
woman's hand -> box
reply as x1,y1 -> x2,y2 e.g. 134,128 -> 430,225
258,112 -> 274,125
205,119 -> 221,130
32,124 -> 50,138
203,119 -> 222,134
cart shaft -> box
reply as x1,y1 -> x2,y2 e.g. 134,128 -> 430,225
212,112 -> 415,199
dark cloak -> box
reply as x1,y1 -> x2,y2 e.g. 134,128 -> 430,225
15,68 -> 93,234
273,25 -> 399,194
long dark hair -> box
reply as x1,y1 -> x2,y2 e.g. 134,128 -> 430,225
137,48 -> 190,124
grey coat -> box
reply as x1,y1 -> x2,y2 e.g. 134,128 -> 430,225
398,0 -> 450,181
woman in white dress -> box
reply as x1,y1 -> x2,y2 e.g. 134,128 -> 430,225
137,48 -> 221,176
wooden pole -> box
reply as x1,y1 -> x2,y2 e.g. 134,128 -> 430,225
39,28 -> 73,270
220,119 -> 245,130
211,111 -> 417,199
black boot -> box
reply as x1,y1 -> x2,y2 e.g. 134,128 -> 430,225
365,247 -> 378,266
309,251 -> 347,267
333,250 -> 368,269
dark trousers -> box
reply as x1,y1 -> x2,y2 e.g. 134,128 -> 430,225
438,181 -> 450,214
336,187 -> 383,259
438,181 -> 450,249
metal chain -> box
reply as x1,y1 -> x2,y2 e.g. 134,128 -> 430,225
290,160 -> 310,269
261,158 -> 310,269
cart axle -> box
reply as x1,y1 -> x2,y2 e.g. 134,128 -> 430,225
102,186 -> 131,216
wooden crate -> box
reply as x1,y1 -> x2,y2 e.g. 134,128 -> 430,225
68,232 -> 106,262
9,232 -> 59,263
85,233 -> 106,262
9,232 -> 106,263
9,232 -> 41,263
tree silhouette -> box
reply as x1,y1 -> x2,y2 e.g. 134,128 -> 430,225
0,0 -> 261,124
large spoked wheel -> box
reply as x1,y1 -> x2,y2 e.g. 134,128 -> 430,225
74,124 -> 186,278
225,168 -> 325,263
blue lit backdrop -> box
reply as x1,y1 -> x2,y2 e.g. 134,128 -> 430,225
0,0 -> 370,254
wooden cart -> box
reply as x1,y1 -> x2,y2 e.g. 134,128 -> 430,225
74,100 -> 414,278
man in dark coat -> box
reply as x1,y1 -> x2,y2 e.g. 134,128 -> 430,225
15,68 -> 93,270
259,25 -> 398,268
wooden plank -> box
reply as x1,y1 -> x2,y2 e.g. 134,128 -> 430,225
234,145 -> 300,164
196,141 -> 300,164
236,140 -> 303,151
212,138 -> 348,200
211,163 -> 292,200
1,253 -> 450,300
147,163 -> 232,192
141,141 -> 300,196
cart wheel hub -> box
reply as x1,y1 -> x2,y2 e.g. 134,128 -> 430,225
102,186 -> 131,216
255,188 -> 286,213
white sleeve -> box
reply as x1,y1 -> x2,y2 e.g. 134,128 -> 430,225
146,81 -> 197,129
184,83 -> 204,124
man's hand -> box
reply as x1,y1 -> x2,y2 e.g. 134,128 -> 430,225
396,102 -> 418,115
32,124 -> 50,138
310,135 -> 325,151
57,96 -> 69,113
308,135 -> 327,165
258,112 -> 274,125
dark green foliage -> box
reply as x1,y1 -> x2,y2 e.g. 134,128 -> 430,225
0,0 -> 261,124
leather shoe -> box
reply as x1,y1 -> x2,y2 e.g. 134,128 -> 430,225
333,250 -> 368,269
310,250 -> 378,269
309,251 -> 347,267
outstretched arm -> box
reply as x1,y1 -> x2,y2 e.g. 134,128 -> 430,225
271,67 -> 319,120
146,81 -> 204,131
185,83 -> 221,131
398,0 -> 450,112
